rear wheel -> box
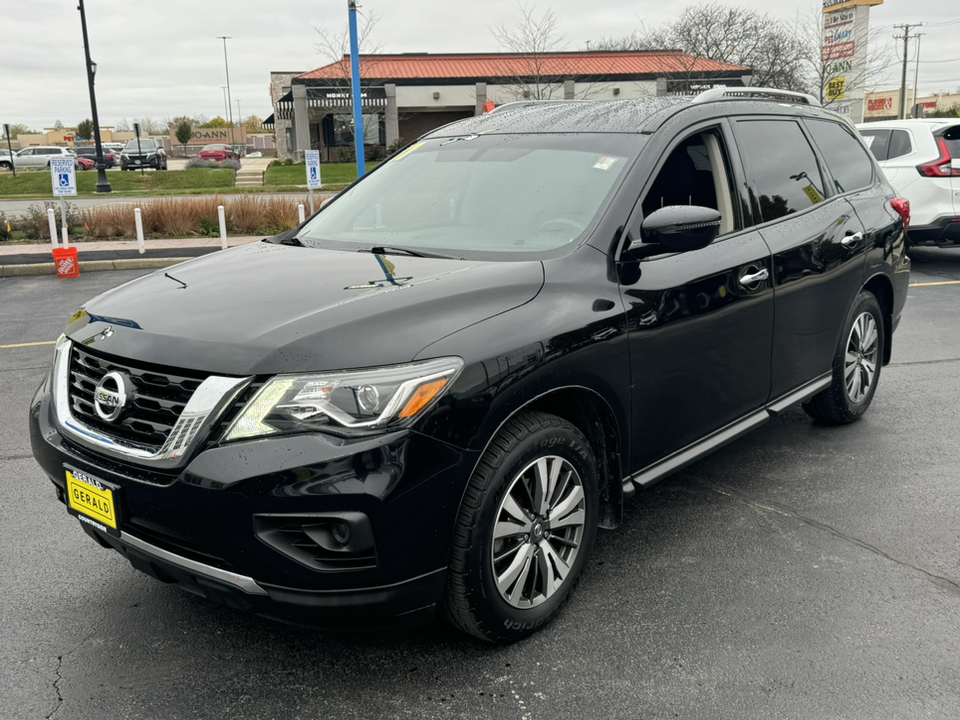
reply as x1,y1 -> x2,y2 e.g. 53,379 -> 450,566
443,411 -> 598,643
803,290 -> 883,424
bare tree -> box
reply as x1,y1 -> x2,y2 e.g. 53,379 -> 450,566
314,10 -> 385,152
490,4 -> 570,100
592,4 -> 810,93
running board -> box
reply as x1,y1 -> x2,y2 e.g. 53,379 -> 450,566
621,374 -> 832,496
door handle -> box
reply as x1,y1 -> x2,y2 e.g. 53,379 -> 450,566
739,268 -> 769,286
842,231 -> 864,246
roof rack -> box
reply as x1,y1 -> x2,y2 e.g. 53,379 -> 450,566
691,87 -> 821,107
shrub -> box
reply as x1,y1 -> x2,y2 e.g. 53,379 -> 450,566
367,144 -> 386,161
18,201 -> 83,240
79,195 -> 305,239
336,146 -> 355,163
386,137 -> 406,156
0,211 -> 10,241
185,158 -> 217,169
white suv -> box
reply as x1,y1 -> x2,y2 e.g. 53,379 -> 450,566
857,119 -> 960,247
12,146 -> 78,170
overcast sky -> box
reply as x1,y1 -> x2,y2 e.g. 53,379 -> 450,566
7,0 -> 960,131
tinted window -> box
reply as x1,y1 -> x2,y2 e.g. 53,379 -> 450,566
735,120 -> 825,223
806,119 -> 874,193
887,130 -> 913,159
859,129 -> 890,160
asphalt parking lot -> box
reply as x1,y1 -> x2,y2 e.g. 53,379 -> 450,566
2,247 -> 960,719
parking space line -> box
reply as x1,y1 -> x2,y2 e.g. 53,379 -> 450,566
0,341 -> 56,349
908,281 -> 960,287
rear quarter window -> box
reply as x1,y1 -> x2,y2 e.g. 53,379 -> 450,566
806,119 -> 875,193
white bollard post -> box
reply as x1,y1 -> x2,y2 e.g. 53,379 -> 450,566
60,196 -> 68,248
298,203 -> 305,224
218,205 -> 228,250
134,208 -> 145,254
47,208 -> 59,248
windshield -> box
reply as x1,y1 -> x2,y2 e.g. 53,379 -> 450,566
298,133 -> 644,257
202,144 -> 226,151
124,140 -> 158,150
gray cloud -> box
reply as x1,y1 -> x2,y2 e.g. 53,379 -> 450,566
6,0 -> 959,131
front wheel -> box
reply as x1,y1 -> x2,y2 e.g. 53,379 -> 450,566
803,290 -> 883,424
443,411 -> 599,643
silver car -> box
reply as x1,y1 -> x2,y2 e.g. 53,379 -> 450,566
13,146 -> 78,170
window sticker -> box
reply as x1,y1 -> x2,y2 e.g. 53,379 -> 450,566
593,156 -> 618,171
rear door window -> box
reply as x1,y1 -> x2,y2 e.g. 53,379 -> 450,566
941,125 -> 960,158
733,120 -> 826,223
805,119 -> 875,193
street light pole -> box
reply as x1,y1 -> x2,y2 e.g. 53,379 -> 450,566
217,36 -> 236,153
221,86 -> 229,122
78,0 -> 111,193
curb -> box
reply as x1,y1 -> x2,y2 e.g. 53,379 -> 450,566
1,257 -> 194,278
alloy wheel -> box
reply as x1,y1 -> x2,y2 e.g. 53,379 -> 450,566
491,455 -> 586,609
844,311 -> 879,403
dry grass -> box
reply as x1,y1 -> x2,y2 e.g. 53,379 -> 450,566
80,194 -> 312,239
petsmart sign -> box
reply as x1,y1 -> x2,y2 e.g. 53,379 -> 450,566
50,156 -> 77,197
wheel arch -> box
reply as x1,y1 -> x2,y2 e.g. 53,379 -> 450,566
863,272 -> 894,365
468,386 -> 625,531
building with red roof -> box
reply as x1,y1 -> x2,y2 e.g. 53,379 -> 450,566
267,51 -> 751,162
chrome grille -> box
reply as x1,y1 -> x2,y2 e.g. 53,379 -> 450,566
68,345 -> 208,452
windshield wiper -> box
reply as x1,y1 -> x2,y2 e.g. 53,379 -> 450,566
363,245 -> 462,260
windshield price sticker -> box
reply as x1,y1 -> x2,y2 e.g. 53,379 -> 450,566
50,156 -> 77,197
305,150 -> 322,189
593,157 -> 618,171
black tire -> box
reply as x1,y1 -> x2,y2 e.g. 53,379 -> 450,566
0,161 -> 11,170
443,411 -> 599,643
803,290 -> 883,424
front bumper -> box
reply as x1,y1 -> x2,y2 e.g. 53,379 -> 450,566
30,378 -> 477,630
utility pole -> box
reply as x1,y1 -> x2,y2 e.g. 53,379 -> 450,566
912,33 -> 925,117
894,24 -> 922,120
217,36 -> 235,153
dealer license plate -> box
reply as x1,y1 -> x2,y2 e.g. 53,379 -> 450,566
65,467 -> 120,536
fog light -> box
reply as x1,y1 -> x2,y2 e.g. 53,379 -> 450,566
332,521 -> 351,545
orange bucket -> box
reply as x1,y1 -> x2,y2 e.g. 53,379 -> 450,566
53,247 -> 80,279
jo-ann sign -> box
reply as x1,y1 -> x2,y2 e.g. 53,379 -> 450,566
168,128 -> 248,145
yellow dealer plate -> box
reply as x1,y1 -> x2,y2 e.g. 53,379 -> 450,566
66,468 -> 119,534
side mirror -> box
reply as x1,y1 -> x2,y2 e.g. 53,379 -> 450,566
631,205 -> 722,254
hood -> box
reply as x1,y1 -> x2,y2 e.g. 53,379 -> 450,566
66,242 -> 544,376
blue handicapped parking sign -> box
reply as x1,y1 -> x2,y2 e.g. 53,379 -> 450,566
59,173 -> 70,187
310,167 -> 318,180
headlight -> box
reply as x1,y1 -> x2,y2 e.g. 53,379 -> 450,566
223,357 -> 464,441
121,153 -> 129,160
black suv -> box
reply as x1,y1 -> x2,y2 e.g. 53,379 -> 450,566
30,88 -> 910,643
120,139 -> 167,170
74,145 -> 116,168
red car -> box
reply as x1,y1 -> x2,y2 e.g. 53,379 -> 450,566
197,144 -> 240,162
75,156 -> 96,170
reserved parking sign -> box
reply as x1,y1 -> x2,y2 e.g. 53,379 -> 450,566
305,150 -> 322,189
50,156 -> 77,197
